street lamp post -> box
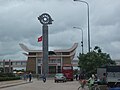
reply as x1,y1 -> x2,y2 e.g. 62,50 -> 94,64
73,27 -> 84,54
73,0 -> 91,53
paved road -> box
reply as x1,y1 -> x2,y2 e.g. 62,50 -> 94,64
0,79 -> 89,90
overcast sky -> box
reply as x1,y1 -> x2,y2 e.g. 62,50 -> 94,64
0,0 -> 120,60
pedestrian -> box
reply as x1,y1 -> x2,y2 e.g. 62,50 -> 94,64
42,74 -> 46,83
79,73 -> 85,80
26,73 -> 29,81
78,73 -> 86,89
37,74 -> 40,80
75,74 -> 78,81
28,72 -> 32,82
23,72 -> 27,81
100,73 -> 107,85
88,74 -> 95,90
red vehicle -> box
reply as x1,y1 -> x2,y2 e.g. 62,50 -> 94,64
62,64 -> 74,81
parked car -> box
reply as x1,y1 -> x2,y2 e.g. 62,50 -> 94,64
54,73 -> 66,83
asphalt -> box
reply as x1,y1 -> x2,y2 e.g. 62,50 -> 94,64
0,79 -> 90,90
0,78 -> 53,89
0,79 -> 28,89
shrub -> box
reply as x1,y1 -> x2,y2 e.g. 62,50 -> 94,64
0,76 -> 20,81
0,73 -> 20,81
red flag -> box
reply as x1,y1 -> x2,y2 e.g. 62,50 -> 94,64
38,36 -> 42,42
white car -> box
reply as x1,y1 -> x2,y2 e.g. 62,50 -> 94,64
54,73 -> 66,83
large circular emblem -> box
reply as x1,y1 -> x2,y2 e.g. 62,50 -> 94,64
38,13 -> 52,25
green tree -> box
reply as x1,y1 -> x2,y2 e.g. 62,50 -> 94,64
78,46 -> 115,77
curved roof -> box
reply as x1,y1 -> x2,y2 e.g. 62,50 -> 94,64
19,43 -> 42,52
19,43 -> 30,52
19,43 -> 78,53
54,43 -> 78,53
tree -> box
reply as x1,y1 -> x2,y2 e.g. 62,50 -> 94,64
78,46 -> 116,77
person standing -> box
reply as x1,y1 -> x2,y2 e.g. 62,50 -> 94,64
101,73 -> 107,85
37,74 -> 40,80
23,72 -> 28,81
75,74 -> 78,81
28,72 -> 32,82
23,73 -> 26,80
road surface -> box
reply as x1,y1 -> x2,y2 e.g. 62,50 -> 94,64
1,79 -> 89,90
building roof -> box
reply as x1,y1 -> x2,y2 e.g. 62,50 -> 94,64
19,43 -> 78,59
54,43 -> 78,53
19,43 -> 78,53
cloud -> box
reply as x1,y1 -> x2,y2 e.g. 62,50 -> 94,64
0,0 -> 120,60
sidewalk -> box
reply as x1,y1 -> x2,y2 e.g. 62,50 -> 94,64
0,77 -> 53,89
0,79 -> 28,89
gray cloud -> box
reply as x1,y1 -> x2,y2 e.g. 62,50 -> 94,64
0,0 -> 120,60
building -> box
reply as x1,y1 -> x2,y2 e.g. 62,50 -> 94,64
72,59 -> 79,70
72,59 -> 79,67
114,59 -> 120,65
19,43 -> 78,74
0,60 -> 26,73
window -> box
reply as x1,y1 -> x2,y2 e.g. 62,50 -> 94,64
57,59 -> 61,63
15,62 -> 21,65
38,66 -> 41,74
57,66 -> 61,73
49,59 -> 56,63
12,62 -> 14,65
21,62 -> 26,65
107,66 -> 120,72
38,58 -> 42,63
5,62 -> 9,65
49,66 -> 56,74
29,52 -> 36,55
0,62 -> 3,66
63,66 -> 72,70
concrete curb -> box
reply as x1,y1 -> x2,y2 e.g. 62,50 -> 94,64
0,81 -> 28,89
